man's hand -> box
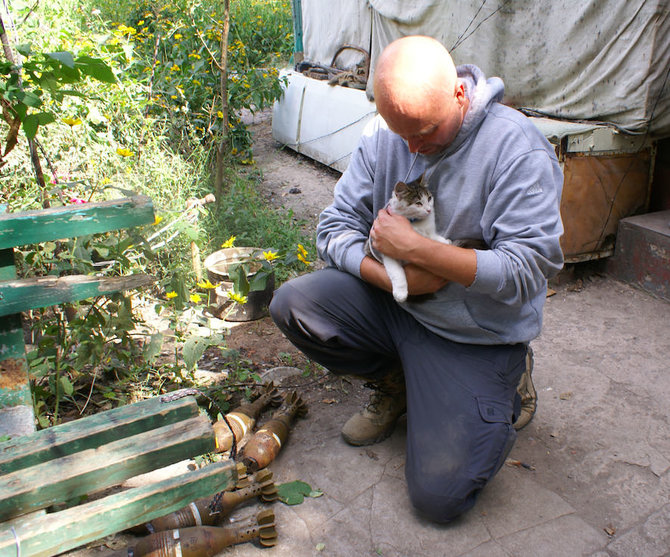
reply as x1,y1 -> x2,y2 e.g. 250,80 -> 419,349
370,208 -> 417,260
365,207 -> 477,290
403,264 -> 449,295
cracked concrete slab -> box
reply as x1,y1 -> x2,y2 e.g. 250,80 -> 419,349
214,275 -> 670,557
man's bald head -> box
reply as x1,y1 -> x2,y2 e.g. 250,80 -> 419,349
373,36 -> 466,154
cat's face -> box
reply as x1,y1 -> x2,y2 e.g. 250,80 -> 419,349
388,177 -> 433,220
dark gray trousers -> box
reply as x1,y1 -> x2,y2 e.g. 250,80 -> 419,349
269,267 -> 526,522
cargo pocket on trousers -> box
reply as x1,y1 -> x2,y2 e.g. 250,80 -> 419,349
476,396 -> 517,480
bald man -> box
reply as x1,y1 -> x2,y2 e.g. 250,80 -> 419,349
271,36 -> 564,522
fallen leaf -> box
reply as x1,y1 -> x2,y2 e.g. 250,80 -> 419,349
277,480 -> 323,505
316,543 -> 326,551
604,525 -> 616,536
546,288 -> 557,297
559,391 -> 573,400
365,448 -> 379,461
505,458 -> 536,471
321,398 -> 337,404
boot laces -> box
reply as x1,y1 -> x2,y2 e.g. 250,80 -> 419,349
363,381 -> 403,413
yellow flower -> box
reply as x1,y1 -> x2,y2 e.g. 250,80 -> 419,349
189,293 -> 202,303
174,33 -> 182,40
227,291 -> 248,304
117,24 -> 136,36
217,110 -> 224,118
263,250 -> 279,262
153,215 -> 163,225
170,64 -> 180,71
197,279 -> 218,289
297,244 -> 311,266
62,117 -> 82,126
116,147 -> 134,157
166,291 -> 178,299
221,236 -> 236,248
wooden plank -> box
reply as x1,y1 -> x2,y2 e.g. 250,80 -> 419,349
0,273 -> 155,317
0,395 -> 200,474
0,315 -> 31,410
0,248 -> 16,281
0,214 -> 36,438
0,195 -> 154,250
0,414 -> 216,521
0,459 -> 239,557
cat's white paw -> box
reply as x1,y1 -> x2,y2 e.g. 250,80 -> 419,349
393,287 -> 408,303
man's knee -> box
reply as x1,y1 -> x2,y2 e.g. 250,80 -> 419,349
407,474 -> 479,523
269,280 -> 295,330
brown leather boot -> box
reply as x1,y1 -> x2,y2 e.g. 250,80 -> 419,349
341,368 -> 407,446
513,346 -> 537,430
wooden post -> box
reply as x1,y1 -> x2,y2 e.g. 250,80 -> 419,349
0,207 -> 35,438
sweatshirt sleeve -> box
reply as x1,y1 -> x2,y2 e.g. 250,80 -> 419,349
469,148 -> 564,304
316,120 -> 379,278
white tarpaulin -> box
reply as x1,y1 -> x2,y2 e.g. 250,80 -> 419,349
298,0 -> 670,138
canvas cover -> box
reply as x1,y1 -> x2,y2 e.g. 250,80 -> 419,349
298,0 -> 670,138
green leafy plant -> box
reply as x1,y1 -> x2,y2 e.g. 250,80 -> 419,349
26,292 -> 146,426
214,238 -> 312,311
0,44 -> 116,145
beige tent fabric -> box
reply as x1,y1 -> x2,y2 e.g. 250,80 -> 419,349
299,0 -> 670,138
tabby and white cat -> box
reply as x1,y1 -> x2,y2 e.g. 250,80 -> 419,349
365,173 -> 452,303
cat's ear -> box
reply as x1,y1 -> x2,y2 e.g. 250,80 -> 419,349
395,181 -> 408,194
418,171 -> 427,184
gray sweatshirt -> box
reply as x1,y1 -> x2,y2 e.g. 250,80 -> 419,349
317,64 -> 564,345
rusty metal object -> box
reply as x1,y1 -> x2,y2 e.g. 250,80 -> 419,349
559,150 -> 653,263
240,391 -> 308,472
129,509 -> 277,556
296,44 -> 370,90
213,382 -> 282,453
135,469 -> 277,534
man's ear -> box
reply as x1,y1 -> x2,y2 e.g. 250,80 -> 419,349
454,79 -> 468,106
455,80 -> 466,105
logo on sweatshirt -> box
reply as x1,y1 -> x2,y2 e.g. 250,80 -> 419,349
527,183 -> 543,195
